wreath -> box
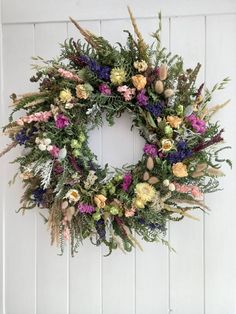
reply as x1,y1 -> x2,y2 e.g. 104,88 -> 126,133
1,8 -> 231,256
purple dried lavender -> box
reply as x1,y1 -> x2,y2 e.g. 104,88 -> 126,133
78,203 -> 95,214
137,89 -> 148,106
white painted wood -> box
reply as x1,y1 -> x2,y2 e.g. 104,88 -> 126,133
169,16 -> 205,314
2,0 -> 236,24
67,20 -> 103,314
2,24 -> 36,314
100,19 -> 136,314
205,15 -> 236,314
34,22 -> 69,314
0,1 -> 4,313
135,17 -> 170,314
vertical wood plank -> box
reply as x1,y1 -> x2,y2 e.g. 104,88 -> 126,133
34,22 -> 69,314
67,20 -> 103,314
205,14 -> 236,314
169,16 -> 205,314
0,0 -> 4,311
2,24 -> 36,314
135,17 -> 170,314
100,19 -> 135,314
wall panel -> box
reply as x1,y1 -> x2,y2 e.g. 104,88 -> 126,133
169,16 -> 205,314
205,15 -> 236,314
2,24 -> 36,314
34,22 -> 69,314
2,0 -> 236,24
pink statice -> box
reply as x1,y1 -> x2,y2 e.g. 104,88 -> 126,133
55,114 -> 70,129
99,83 -> 112,95
186,114 -> 206,134
58,68 -> 82,82
78,203 -> 95,214
63,227 -> 70,240
48,145 -> 60,158
143,144 -> 158,157
174,182 -> 203,199
122,173 -> 132,192
16,111 -> 52,125
117,85 -> 135,101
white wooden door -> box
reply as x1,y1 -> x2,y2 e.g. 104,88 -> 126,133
0,1 -> 236,313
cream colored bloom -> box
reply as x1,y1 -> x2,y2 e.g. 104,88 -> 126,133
167,115 -> 183,128
161,139 -> 174,152
133,60 -> 148,72
135,182 -> 156,203
59,89 -> 73,103
65,189 -> 80,203
76,84 -> 89,99
20,171 -> 33,180
172,162 -> 188,177
94,194 -> 107,209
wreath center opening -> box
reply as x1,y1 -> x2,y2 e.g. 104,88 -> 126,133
89,112 -> 145,170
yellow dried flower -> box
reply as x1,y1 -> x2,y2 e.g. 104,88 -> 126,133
59,89 -> 73,103
172,162 -> 188,177
167,115 -> 183,128
134,197 -> 145,209
110,67 -> 126,85
76,84 -> 89,99
131,74 -> 147,91
135,182 -> 156,203
94,194 -> 107,209
133,60 -> 148,72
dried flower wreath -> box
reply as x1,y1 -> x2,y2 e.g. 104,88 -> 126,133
1,8 -> 231,256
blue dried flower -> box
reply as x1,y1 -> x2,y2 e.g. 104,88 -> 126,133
167,140 -> 192,164
95,219 -> 106,240
79,55 -> 110,80
33,188 -> 46,206
15,129 -> 29,145
146,102 -> 163,117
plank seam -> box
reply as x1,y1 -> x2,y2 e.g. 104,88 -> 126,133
167,16 -> 172,314
2,12 -> 236,25
203,15 -> 207,314
0,0 -> 6,312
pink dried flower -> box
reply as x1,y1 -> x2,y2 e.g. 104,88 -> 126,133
17,111 -> 52,125
174,182 -> 203,199
58,68 -> 81,82
117,85 -> 135,101
48,145 -> 60,158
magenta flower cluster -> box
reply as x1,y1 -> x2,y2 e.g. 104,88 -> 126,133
143,143 -> 158,157
99,83 -> 112,95
186,114 -> 206,134
122,173 -> 132,192
55,114 -> 70,129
